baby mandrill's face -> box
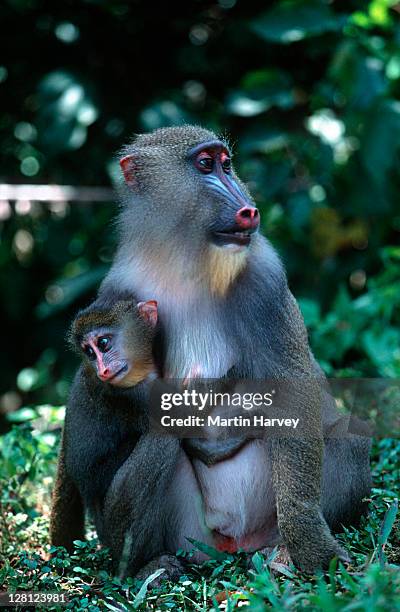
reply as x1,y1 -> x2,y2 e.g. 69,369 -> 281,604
81,327 -> 154,388
80,300 -> 158,388
81,327 -> 132,385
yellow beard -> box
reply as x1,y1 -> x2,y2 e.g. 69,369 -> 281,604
204,245 -> 248,297
115,359 -> 155,388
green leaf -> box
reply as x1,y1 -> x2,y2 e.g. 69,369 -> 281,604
251,1 -> 346,44
362,327 -> 400,376
103,589 -> 136,611
36,70 -> 98,154
226,94 -> 271,117
377,499 -> 398,565
6,407 -> 37,422
186,538 -> 233,562
132,568 -> 165,608
251,551 -> 265,573
227,69 -> 296,116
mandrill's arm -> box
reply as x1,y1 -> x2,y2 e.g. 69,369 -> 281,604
49,430 -> 85,551
269,289 -> 350,572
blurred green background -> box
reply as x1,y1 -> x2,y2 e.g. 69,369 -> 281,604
1,0 -> 399,427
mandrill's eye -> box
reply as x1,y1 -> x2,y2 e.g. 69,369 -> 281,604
97,336 -> 112,353
222,157 -> 231,173
83,345 -> 96,360
197,156 -> 213,173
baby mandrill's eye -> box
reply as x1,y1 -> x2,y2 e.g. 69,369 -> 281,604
97,336 -> 112,353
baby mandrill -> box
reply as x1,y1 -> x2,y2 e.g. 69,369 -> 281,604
49,298 -> 159,551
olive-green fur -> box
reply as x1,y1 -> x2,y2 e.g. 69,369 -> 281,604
70,301 -> 154,359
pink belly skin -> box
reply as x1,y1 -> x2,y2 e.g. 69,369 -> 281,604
213,526 -> 276,553
166,442 -> 281,561
193,441 -> 280,550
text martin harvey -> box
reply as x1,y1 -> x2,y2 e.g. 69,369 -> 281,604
160,415 -> 300,429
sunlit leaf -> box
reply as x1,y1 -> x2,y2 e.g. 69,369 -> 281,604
251,1 -> 346,44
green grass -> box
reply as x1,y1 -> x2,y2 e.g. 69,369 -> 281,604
0,406 -> 399,611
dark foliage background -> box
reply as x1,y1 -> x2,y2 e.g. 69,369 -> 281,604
1,0 -> 399,421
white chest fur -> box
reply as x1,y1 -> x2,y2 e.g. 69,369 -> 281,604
117,259 -> 234,379
162,302 -> 234,378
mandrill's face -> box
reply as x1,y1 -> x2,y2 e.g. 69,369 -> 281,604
118,127 -> 261,295
119,131 -> 260,255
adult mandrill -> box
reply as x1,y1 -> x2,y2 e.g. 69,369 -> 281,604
88,126 -> 371,575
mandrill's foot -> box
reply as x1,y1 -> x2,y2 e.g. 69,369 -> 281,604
249,545 -> 292,573
267,544 -> 292,567
289,536 -> 351,574
279,509 -> 352,573
135,554 -> 186,588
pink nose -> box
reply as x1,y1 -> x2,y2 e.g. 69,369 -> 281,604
235,206 -> 260,230
99,368 -> 111,380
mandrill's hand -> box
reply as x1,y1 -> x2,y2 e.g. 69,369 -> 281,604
271,436 -> 351,574
135,554 -> 186,587
280,508 -> 351,573
183,436 -> 247,466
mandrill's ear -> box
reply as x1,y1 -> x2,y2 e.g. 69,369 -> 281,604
137,300 -> 158,328
120,154 -> 138,187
